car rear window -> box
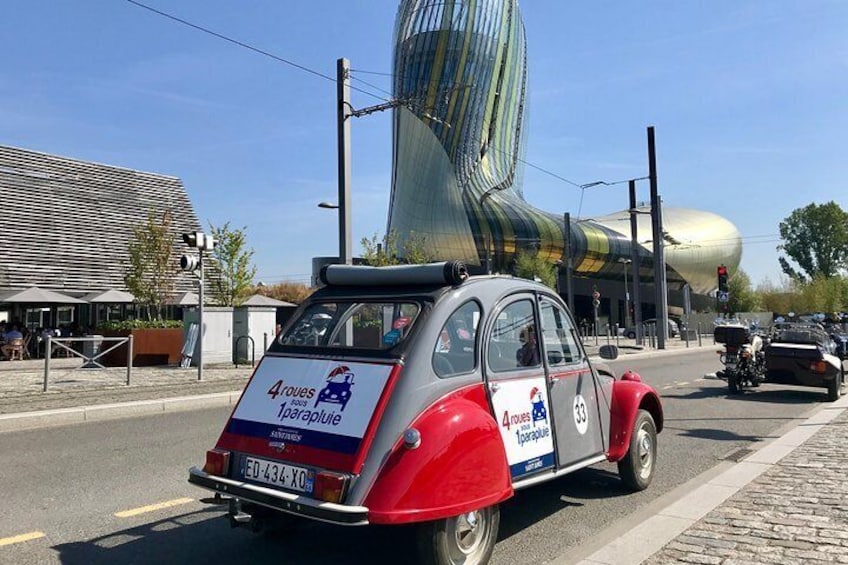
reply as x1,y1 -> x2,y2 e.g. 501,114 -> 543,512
280,301 -> 421,350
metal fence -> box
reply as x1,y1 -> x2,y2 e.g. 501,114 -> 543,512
43,335 -> 134,392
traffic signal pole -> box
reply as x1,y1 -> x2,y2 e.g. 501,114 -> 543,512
198,249 -> 204,382
629,180 -> 643,345
648,126 -> 668,349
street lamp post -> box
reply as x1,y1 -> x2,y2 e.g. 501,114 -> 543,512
619,258 -> 632,328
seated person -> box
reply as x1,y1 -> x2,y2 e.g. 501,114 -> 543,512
1,325 -> 24,359
516,324 -> 540,367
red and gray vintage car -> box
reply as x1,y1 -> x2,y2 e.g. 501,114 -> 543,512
189,262 -> 663,564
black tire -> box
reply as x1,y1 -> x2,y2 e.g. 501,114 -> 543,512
417,505 -> 500,565
728,371 -> 739,394
617,409 -> 657,491
827,375 -> 841,402
625,330 -> 636,339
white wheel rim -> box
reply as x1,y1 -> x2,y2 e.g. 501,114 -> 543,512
446,508 -> 491,563
636,422 -> 654,480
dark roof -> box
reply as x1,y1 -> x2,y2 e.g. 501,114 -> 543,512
0,145 -> 201,294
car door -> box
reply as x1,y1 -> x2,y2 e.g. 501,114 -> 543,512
484,294 -> 556,480
538,296 -> 607,470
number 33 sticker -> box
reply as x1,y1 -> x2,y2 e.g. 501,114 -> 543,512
573,394 -> 589,435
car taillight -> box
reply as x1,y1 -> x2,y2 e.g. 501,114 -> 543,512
314,471 -> 349,504
810,360 -> 828,374
202,449 -> 231,476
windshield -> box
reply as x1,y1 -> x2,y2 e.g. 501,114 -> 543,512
279,301 -> 421,350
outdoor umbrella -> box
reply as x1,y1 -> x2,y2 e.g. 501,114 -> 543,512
168,292 -> 199,306
0,287 -> 86,304
240,294 -> 296,307
81,289 -> 136,303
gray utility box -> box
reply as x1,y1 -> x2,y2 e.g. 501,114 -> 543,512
714,324 -> 749,346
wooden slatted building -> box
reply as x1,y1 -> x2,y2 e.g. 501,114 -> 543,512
0,144 -> 201,298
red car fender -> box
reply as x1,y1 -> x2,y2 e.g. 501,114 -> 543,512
607,377 -> 664,462
364,383 -> 513,525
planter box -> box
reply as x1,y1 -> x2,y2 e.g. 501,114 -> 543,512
100,328 -> 184,367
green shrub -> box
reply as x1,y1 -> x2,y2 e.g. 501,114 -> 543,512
97,319 -> 183,332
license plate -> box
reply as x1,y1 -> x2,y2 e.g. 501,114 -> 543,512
243,456 -> 314,493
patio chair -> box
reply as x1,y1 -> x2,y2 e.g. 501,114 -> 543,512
21,334 -> 32,359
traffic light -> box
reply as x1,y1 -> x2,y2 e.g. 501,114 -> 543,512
717,265 -> 729,293
182,231 -> 216,251
180,254 -> 200,272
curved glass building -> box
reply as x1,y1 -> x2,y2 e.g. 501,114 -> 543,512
387,0 -> 741,295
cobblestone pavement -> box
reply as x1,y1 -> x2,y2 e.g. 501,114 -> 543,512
643,408 -> 848,564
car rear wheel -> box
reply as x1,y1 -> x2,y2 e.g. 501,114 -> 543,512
618,409 -> 657,491
417,505 -> 500,565
827,374 -> 841,402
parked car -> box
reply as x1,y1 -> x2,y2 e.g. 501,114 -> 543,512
188,262 -> 664,565
624,318 -> 679,339
763,322 -> 845,401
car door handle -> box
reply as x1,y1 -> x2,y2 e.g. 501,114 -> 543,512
489,382 -> 500,393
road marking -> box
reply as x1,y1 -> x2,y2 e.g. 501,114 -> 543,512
0,531 -> 45,547
115,497 -> 194,518
662,385 -> 674,390
678,381 -> 689,386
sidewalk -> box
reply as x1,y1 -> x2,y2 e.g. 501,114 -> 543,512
575,393 -> 848,565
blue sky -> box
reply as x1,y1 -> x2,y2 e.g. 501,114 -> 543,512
3,0 -> 846,287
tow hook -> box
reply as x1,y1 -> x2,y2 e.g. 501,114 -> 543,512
227,498 -> 266,533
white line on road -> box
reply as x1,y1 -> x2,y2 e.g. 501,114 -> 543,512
115,497 -> 194,518
0,531 -> 45,547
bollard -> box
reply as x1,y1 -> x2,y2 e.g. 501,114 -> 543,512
43,336 -> 51,392
126,334 -> 134,386
698,322 -> 703,347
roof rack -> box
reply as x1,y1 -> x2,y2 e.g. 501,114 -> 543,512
319,261 -> 468,287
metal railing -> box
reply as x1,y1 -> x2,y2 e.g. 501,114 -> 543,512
43,335 -> 134,392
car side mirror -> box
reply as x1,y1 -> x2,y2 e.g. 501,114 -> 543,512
599,344 -> 619,360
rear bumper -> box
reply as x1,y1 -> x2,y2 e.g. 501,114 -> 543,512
188,466 -> 369,526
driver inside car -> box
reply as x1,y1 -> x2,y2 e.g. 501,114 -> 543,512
516,324 -> 540,367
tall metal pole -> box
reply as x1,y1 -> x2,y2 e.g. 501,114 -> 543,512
648,126 -> 668,349
629,180 -> 643,345
622,260 -> 629,327
198,250 -> 204,381
337,58 -> 353,265
563,212 -> 575,313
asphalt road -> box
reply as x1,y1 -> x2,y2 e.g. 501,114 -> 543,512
0,348 -> 831,565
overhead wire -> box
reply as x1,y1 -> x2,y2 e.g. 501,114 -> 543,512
124,0 -> 391,103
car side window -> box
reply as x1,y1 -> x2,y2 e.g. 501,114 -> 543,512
487,299 -> 540,372
433,301 -> 480,378
540,299 -> 581,366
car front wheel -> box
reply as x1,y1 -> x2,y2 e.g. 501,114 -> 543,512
418,505 -> 500,565
618,409 -> 657,491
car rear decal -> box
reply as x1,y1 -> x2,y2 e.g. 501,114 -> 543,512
227,358 -> 393,456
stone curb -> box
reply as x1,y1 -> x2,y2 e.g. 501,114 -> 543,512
0,390 -> 241,433
562,392 -> 848,565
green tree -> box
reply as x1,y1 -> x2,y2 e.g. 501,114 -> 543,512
727,269 -> 761,313
360,230 -> 435,266
256,281 -> 313,304
778,201 -> 848,281
513,250 -> 557,290
124,210 -> 176,320
208,222 -> 257,307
